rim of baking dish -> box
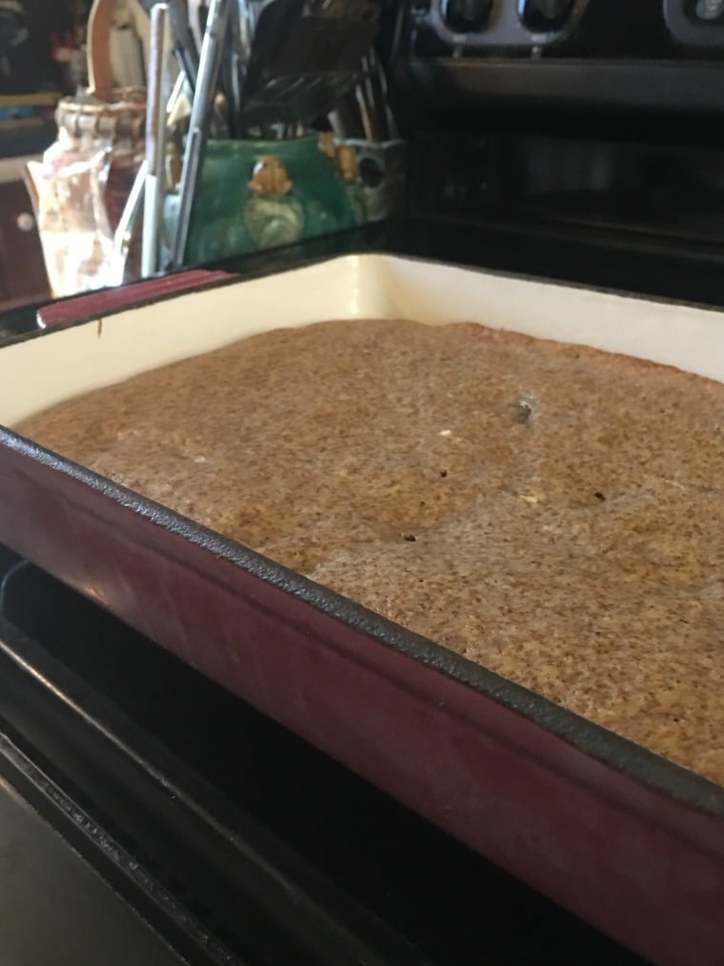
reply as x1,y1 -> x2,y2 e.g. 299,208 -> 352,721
3,251 -> 724,820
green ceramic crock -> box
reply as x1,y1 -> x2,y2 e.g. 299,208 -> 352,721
163,134 -> 405,267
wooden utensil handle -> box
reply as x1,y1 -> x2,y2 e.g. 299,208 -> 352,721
87,0 -> 117,100
36,271 -> 234,329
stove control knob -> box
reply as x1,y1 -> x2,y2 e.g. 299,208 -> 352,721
441,0 -> 493,32
693,0 -> 724,22
518,0 -> 575,31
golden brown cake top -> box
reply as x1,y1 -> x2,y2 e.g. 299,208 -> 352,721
17,318 -> 724,784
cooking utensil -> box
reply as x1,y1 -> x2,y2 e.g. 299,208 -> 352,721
328,90 -> 365,141
167,0 -> 200,92
111,159 -> 147,285
330,46 -> 397,143
368,47 -> 399,139
171,0 -> 231,269
188,0 -> 206,54
349,51 -> 398,143
166,69 -> 192,125
219,11 -> 240,136
36,270 -> 234,329
227,0 -> 254,125
239,0 -> 379,128
142,3 -> 170,277
237,0 -> 256,60
113,68 -> 188,283
3,256 -> 724,966
328,91 -> 366,139
354,71 -> 378,141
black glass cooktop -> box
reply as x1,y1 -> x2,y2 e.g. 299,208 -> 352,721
0,545 -> 646,965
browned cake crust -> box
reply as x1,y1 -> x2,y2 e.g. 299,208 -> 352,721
17,319 -> 724,783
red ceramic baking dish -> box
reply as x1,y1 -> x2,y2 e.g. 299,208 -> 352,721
2,255 -> 724,966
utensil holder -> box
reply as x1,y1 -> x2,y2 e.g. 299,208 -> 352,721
163,133 -> 406,267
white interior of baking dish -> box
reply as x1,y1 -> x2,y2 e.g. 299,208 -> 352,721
3,253 -> 724,429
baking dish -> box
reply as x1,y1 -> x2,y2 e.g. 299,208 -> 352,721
2,255 -> 724,966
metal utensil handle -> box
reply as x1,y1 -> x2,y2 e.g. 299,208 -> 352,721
143,3 -> 169,277
167,0 -> 200,90
171,0 -> 231,269
145,4 -> 168,175
112,160 -> 148,286
369,48 -> 399,140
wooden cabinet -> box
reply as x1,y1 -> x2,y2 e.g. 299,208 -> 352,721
0,179 -> 50,312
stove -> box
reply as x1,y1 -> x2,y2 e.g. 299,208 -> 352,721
0,544 -> 645,964
4,1 -> 724,962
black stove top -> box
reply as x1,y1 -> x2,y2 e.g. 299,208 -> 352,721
0,543 -> 647,965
